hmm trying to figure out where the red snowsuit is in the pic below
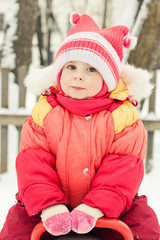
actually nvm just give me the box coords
[0,82,160,240]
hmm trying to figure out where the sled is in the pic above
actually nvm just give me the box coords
[30,217,134,240]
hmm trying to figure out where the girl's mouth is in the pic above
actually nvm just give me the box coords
[71,86,85,90]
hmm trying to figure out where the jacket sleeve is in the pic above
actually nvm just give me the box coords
[20,116,51,152]
[16,117,67,216]
[82,120,146,218]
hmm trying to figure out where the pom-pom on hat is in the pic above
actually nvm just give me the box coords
[53,12,137,92]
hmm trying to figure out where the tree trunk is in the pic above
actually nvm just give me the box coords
[13,0,38,79]
[128,0,160,70]
[128,0,160,173]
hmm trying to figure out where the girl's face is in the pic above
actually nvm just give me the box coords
[60,61,103,100]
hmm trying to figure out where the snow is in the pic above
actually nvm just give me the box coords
[131,0,151,37]
[0,124,18,231]
[1,0,19,69]
[124,0,151,60]
[0,169,17,231]
[139,131,160,222]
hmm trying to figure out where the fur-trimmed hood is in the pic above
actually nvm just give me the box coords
[24,63,153,102]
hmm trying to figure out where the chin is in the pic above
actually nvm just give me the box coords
[72,95,88,100]
[69,93,87,100]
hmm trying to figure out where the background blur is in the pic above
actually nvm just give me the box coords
[0,0,160,231]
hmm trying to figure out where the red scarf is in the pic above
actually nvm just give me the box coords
[47,85,123,115]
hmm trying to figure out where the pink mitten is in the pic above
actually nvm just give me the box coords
[41,204,71,236]
[71,204,104,234]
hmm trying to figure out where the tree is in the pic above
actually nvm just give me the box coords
[36,0,61,66]
[128,0,160,172]
[2,0,38,79]
[1,0,38,107]
[128,0,160,70]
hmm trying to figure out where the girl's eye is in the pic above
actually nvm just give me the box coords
[88,67,97,72]
[67,65,76,70]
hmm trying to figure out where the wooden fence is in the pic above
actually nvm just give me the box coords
[0,67,160,173]
[0,66,28,173]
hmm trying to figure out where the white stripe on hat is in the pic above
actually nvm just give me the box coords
[62,32,120,72]
[53,49,118,91]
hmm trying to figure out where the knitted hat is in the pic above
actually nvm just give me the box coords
[53,12,137,92]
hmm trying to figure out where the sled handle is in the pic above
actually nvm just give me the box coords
[30,217,134,240]
[95,217,134,240]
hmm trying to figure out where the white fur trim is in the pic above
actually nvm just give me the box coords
[120,63,153,102]
[41,204,69,221]
[24,65,56,95]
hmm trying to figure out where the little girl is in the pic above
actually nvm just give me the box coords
[1,12,160,240]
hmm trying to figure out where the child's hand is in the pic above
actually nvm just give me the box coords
[41,204,71,236]
[71,204,104,234]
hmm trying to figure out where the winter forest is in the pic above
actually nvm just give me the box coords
[0,0,160,232]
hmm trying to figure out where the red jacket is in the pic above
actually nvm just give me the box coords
[16,84,146,218]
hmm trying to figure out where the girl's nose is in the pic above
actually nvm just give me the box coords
[74,73,84,81]
[74,76,83,80]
